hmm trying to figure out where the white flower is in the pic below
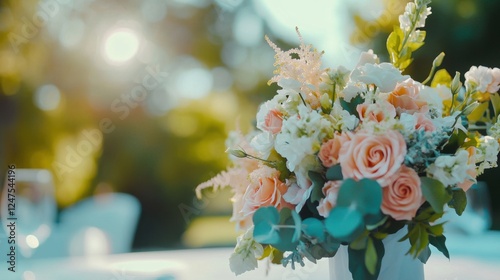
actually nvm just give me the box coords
[250,131,274,159]
[465,66,500,93]
[349,63,409,93]
[427,150,473,186]
[275,104,333,172]
[229,227,264,275]
[355,50,379,68]
[419,86,445,116]
[399,113,417,134]
[475,136,500,174]
[399,2,432,31]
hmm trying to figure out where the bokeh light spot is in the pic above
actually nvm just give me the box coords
[103,28,140,64]
[34,84,61,111]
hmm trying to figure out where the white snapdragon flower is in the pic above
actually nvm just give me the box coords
[349,63,409,93]
[465,66,500,93]
[329,102,358,131]
[229,227,264,275]
[275,104,333,172]
[399,2,432,31]
[427,150,473,186]
[475,136,500,174]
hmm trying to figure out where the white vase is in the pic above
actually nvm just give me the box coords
[329,226,424,280]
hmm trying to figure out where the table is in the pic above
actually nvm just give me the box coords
[0,232,499,280]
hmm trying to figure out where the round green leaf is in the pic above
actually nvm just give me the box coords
[336,178,382,215]
[253,207,280,244]
[302,218,325,243]
[325,206,364,242]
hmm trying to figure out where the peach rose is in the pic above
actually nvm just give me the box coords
[387,78,428,115]
[338,130,406,186]
[317,180,342,218]
[414,113,436,132]
[457,146,477,192]
[240,170,293,220]
[381,165,424,221]
[263,109,284,134]
[318,133,351,167]
[356,102,396,123]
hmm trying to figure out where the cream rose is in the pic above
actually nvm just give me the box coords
[240,168,293,220]
[381,166,424,221]
[263,109,284,134]
[316,180,342,218]
[387,78,428,115]
[338,130,406,186]
[318,132,351,167]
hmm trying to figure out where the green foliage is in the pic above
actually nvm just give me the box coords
[339,95,365,118]
[253,206,281,244]
[448,188,467,216]
[348,237,384,280]
[302,218,326,243]
[325,164,343,181]
[252,207,303,252]
[420,177,453,213]
[308,171,325,203]
[324,179,382,242]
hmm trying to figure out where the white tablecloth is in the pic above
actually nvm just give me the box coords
[0,232,499,280]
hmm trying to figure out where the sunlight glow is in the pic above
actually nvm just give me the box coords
[103,28,140,64]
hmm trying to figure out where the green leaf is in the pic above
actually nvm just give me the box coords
[365,238,377,275]
[420,177,452,213]
[273,208,300,251]
[339,95,365,118]
[308,171,325,203]
[431,69,452,88]
[337,178,382,215]
[448,188,467,216]
[302,218,325,243]
[348,238,384,280]
[417,245,432,264]
[490,92,500,118]
[350,231,369,250]
[428,223,445,236]
[325,164,343,181]
[429,235,450,259]
[364,212,387,231]
[291,210,302,242]
[253,207,280,244]
[324,206,364,242]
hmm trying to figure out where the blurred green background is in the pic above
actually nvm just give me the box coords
[0,0,498,251]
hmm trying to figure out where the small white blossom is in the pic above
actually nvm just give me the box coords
[229,228,264,275]
[399,2,432,31]
[465,66,500,93]
[275,104,333,172]
[475,136,500,174]
[427,150,473,186]
[349,63,409,93]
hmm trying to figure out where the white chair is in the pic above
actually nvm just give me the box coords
[34,192,141,258]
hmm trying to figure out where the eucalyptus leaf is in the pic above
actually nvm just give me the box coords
[337,178,382,215]
[302,218,325,243]
[308,171,325,203]
[325,206,364,242]
[253,207,281,244]
[325,164,343,181]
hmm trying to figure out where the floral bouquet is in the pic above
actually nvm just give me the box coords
[196,0,500,279]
